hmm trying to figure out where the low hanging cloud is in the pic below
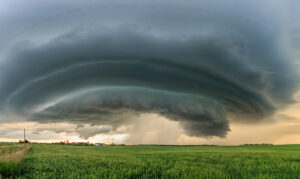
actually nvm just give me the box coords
[30,87,229,137]
[0,0,299,140]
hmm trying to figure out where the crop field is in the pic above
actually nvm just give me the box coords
[1,144,300,178]
[0,143,14,146]
[0,144,30,178]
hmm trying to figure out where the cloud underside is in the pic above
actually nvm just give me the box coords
[0,0,299,139]
[30,88,230,137]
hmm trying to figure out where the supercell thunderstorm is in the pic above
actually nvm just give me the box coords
[0,0,299,139]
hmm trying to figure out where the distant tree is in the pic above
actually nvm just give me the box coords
[19,139,30,143]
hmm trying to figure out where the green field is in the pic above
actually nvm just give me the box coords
[0,144,30,178]
[1,144,300,178]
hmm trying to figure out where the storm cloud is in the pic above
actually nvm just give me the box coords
[0,0,299,139]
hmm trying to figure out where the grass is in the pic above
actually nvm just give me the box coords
[15,144,300,178]
[0,144,31,178]
[0,142,18,146]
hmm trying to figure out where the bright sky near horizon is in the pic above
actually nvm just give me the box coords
[0,0,300,144]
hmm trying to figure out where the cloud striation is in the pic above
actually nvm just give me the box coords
[0,0,299,139]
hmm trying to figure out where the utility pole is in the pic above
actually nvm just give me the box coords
[24,128,26,142]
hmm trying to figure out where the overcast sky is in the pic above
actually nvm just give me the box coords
[0,0,300,144]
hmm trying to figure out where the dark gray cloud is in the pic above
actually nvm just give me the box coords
[31,124,113,140]
[30,88,229,137]
[0,0,299,139]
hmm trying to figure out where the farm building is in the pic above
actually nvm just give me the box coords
[95,143,106,146]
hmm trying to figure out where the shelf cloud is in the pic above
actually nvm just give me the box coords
[0,0,299,140]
